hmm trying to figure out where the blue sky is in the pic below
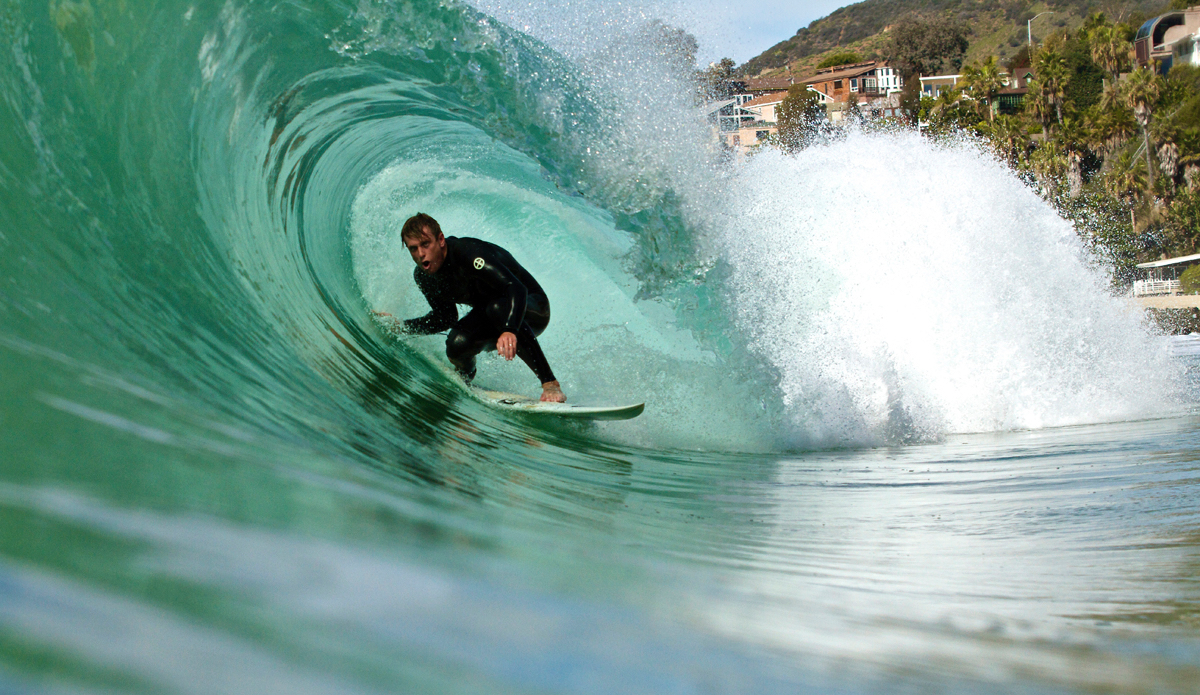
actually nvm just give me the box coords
[710,0,853,63]
[470,0,855,67]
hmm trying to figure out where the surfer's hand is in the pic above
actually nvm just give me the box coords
[540,380,565,403]
[497,331,517,360]
[373,311,400,332]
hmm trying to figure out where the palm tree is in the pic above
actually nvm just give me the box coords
[1089,24,1130,82]
[961,56,1005,122]
[1125,66,1164,198]
[1099,78,1124,110]
[1054,117,1088,197]
[1031,142,1068,195]
[1087,80,1137,169]
[1160,140,1179,191]
[984,115,1030,167]
[1034,46,1069,124]
[1106,150,1147,226]
[1025,78,1056,134]
[927,87,970,130]
[1087,106,1137,164]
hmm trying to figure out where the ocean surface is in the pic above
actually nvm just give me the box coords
[3,0,1200,692]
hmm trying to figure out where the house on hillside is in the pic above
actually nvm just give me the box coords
[919,74,961,99]
[742,91,788,123]
[996,67,1035,115]
[706,76,798,119]
[717,91,788,158]
[918,68,1034,115]
[876,65,903,94]
[1165,18,1200,69]
[1135,6,1200,72]
[714,87,840,158]
[721,122,775,156]
[803,61,901,103]
[704,98,759,135]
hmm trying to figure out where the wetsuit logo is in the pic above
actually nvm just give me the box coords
[473,257,485,270]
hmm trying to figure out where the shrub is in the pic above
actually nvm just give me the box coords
[1180,264,1200,293]
[817,51,862,69]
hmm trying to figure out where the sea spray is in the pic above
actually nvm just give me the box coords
[718,130,1182,444]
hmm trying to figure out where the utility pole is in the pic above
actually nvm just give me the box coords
[1028,11,1054,47]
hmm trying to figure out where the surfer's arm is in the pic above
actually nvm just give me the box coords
[402,309,456,334]
[399,271,458,334]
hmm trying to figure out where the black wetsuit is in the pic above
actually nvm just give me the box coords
[402,236,556,384]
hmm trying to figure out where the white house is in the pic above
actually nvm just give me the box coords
[919,74,962,99]
[876,65,903,94]
[741,90,788,123]
[1133,253,1200,296]
[1171,29,1200,66]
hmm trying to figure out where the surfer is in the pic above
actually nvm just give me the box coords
[375,213,566,403]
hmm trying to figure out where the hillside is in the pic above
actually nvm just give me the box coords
[740,0,1168,78]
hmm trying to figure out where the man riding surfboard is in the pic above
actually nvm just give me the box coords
[375,213,566,403]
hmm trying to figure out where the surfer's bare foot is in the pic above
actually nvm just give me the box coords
[540,380,565,403]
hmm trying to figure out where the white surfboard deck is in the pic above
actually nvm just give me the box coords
[471,388,644,421]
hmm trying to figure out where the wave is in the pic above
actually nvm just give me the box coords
[0,0,1183,468]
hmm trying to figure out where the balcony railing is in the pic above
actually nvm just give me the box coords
[1133,279,1182,296]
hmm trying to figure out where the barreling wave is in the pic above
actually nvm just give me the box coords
[4,1,1200,693]
[0,0,1184,467]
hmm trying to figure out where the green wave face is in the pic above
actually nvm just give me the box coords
[3,1,1200,694]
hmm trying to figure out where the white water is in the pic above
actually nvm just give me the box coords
[719,131,1183,445]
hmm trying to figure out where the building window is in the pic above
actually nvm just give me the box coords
[850,78,858,91]
[756,130,769,140]
[834,80,843,90]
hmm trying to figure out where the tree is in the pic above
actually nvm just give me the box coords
[1089,23,1130,82]
[1106,150,1148,216]
[888,16,968,78]
[629,20,697,80]
[1054,117,1089,197]
[1033,45,1070,125]
[697,57,736,101]
[1031,141,1068,195]
[1086,85,1137,162]
[1125,66,1164,198]
[982,114,1030,168]
[1006,45,1031,73]
[961,56,1004,122]
[1179,262,1200,292]
[775,85,826,152]
[1025,77,1056,134]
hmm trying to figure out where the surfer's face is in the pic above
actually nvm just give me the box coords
[406,229,447,274]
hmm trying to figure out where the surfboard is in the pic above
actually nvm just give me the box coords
[471,388,644,421]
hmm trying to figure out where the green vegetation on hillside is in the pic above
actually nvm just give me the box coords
[740,0,1166,79]
[816,51,863,69]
